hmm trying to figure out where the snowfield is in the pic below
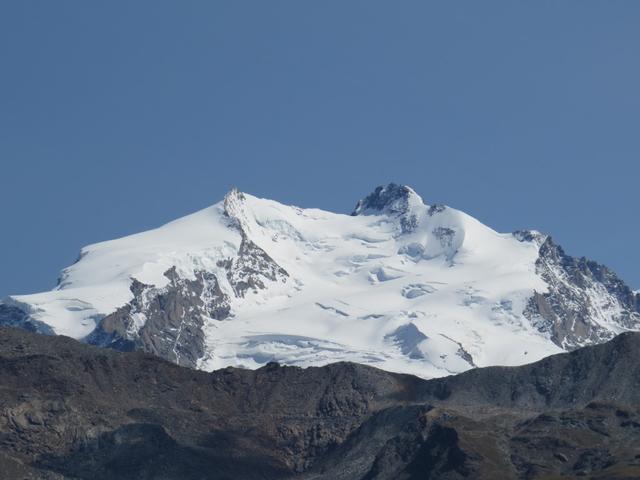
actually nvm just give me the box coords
[3,184,638,378]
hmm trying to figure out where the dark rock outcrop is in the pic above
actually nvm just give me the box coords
[1,327,639,479]
[226,234,288,298]
[352,183,424,235]
[516,231,640,349]
[351,183,419,216]
[87,267,230,368]
[0,303,54,335]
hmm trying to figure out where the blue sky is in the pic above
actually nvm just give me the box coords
[1,1,639,297]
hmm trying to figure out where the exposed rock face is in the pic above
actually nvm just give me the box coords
[351,183,420,216]
[226,235,288,298]
[86,236,289,367]
[1,327,640,479]
[439,334,476,368]
[88,267,230,368]
[516,231,640,349]
[0,303,54,335]
[351,183,424,234]
[222,187,289,297]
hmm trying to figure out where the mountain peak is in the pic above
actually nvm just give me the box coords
[351,183,424,216]
[2,184,639,380]
[223,186,246,207]
[223,187,249,228]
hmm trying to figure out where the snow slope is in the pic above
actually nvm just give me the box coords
[2,184,638,378]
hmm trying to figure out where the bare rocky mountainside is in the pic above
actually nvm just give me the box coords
[1,184,639,379]
[0,327,639,479]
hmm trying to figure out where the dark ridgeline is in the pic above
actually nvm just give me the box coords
[0,327,639,479]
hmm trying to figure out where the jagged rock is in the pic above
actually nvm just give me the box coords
[352,183,424,234]
[88,268,230,368]
[1,327,640,479]
[351,183,421,216]
[517,232,640,349]
[227,235,288,298]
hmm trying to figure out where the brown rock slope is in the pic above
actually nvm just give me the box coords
[0,327,639,479]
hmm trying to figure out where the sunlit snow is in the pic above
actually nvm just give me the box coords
[5,186,574,378]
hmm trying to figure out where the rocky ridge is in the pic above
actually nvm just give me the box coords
[0,327,639,479]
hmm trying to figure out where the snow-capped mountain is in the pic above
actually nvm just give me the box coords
[1,184,638,378]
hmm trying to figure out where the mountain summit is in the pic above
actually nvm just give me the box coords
[1,184,638,378]
[351,183,423,216]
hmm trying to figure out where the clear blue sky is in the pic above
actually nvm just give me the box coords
[1,1,639,298]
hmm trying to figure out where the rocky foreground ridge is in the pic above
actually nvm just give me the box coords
[0,327,639,479]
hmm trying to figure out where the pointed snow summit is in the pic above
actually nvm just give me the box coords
[1,184,638,378]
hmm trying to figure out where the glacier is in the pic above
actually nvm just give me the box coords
[1,183,638,378]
